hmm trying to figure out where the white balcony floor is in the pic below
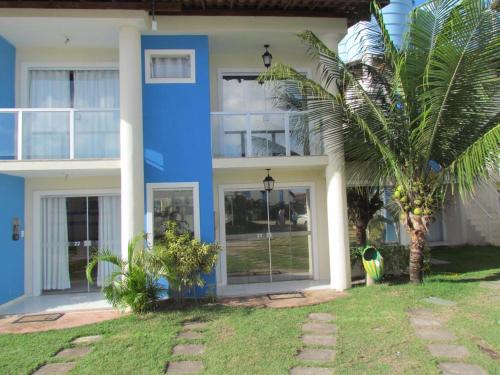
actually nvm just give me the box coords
[217,279,331,298]
[0,292,112,315]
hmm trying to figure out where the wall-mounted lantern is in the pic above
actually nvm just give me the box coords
[262,45,273,69]
[263,169,275,192]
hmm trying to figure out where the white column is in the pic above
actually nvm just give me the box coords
[321,32,351,291]
[119,25,144,259]
[326,153,351,291]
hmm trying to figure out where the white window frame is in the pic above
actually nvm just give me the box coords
[146,182,201,247]
[145,49,196,84]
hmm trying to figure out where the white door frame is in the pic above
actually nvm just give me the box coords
[31,188,120,296]
[216,182,320,288]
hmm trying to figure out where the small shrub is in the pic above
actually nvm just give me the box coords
[87,235,164,313]
[151,221,221,303]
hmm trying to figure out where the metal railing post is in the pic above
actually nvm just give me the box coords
[245,113,252,157]
[69,109,75,160]
[284,113,291,156]
[16,110,23,160]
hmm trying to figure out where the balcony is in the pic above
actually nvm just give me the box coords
[211,112,324,159]
[0,108,120,161]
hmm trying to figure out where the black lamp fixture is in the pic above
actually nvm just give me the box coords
[263,169,275,192]
[262,44,273,69]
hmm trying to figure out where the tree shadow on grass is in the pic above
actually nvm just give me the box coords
[430,245,500,274]
[428,271,500,284]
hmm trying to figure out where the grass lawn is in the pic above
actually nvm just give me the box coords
[1,245,499,375]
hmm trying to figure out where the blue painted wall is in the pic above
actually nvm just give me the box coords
[0,36,15,159]
[142,35,216,297]
[0,174,25,304]
[0,35,24,305]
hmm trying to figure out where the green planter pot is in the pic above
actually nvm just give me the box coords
[362,246,384,282]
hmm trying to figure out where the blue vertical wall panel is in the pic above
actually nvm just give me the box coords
[0,36,15,159]
[0,174,25,304]
[142,35,215,297]
[0,35,24,305]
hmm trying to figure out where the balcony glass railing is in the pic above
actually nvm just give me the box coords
[211,112,323,158]
[0,108,120,160]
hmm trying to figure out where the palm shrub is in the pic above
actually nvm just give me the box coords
[86,235,163,313]
[150,221,220,303]
[261,0,499,283]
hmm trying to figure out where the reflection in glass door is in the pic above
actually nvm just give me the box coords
[224,188,313,285]
[41,195,120,294]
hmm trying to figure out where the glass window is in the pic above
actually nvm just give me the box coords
[153,188,195,241]
[145,49,195,83]
[222,75,276,113]
[26,69,119,160]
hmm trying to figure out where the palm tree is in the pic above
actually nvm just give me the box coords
[86,235,163,313]
[260,0,499,283]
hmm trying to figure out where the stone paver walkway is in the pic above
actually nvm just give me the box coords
[33,334,103,374]
[438,363,487,375]
[408,308,486,374]
[290,312,336,374]
[166,320,208,374]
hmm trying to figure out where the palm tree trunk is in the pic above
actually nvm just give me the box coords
[355,219,368,246]
[409,229,425,283]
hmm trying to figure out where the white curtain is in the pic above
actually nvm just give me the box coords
[152,56,190,79]
[97,195,121,287]
[74,70,120,158]
[42,197,71,290]
[26,70,71,159]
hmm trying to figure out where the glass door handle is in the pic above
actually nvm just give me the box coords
[83,240,92,247]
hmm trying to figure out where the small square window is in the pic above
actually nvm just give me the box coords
[145,49,196,84]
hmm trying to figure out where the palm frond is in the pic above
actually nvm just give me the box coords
[86,249,123,284]
[447,124,500,194]
[415,0,499,167]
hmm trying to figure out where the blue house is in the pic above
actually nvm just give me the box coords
[0,0,497,312]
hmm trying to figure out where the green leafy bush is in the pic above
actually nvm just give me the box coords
[151,221,220,303]
[86,236,164,313]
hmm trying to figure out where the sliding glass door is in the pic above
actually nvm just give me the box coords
[41,195,120,294]
[224,187,313,285]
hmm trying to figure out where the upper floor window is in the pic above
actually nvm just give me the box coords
[24,68,120,159]
[220,72,307,113]
[145,49,196,84]
[221,74,276,113]
[28,69,119,109]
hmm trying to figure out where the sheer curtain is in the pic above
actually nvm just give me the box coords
[97,196,121,287]
[74,70,119,158]
[152,56,190,78]
[42,197,71,290]
[26,70,71,159]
